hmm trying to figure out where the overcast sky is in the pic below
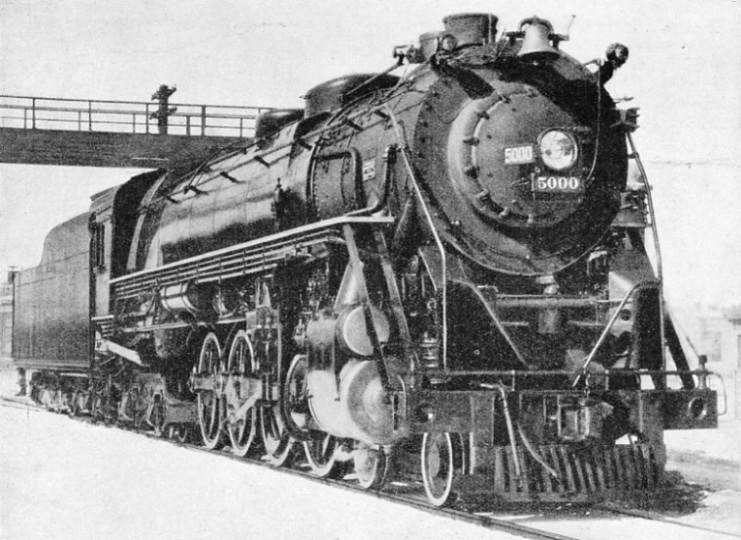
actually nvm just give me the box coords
[1,0,740,308]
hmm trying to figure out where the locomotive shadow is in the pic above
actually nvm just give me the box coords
[454,470,706,517]
[642,470,711,515]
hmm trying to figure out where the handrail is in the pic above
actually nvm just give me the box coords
[382,103,449,370]
[572,281,644,388]
[0,94,273,138]
[0,93,273,109]
[627,132,666,370]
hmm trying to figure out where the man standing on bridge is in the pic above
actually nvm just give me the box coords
[150,84,177,134]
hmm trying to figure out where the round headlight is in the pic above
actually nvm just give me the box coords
[539,130,578,171]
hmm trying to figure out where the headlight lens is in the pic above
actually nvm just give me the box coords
[539,130,578,171]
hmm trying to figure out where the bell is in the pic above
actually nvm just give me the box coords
[517,17,559,58]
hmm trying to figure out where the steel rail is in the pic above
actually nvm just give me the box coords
[596,502,740,538]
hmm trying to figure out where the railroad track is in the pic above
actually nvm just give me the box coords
[1,395,736,540]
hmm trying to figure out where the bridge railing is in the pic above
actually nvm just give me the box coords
[0,95,273,138]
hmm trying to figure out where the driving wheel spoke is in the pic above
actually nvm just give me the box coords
[197,333,226,450]
[225,331,259,457]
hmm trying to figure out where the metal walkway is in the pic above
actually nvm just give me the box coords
[0,95,272,168]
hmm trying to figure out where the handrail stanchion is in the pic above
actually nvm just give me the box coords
[0,94,270,138]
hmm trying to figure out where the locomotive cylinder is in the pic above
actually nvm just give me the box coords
[306,360,393,445]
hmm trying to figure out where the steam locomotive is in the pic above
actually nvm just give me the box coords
[12,13,718,507]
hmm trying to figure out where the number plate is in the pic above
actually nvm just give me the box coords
[504,145,535,165]
[532,176,584,193]
[362,159,376,181]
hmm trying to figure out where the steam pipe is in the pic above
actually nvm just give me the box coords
[494,384,522,483]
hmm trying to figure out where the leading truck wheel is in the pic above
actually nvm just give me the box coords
[355,445,390,490]
[304,433,345,479]
[421,432,456,507]
[197,333,226,450]
[168,424,192,444]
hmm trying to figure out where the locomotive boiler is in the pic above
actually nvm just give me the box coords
[12,13,719,507]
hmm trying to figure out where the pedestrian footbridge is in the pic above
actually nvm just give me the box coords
[0,95,270,169]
